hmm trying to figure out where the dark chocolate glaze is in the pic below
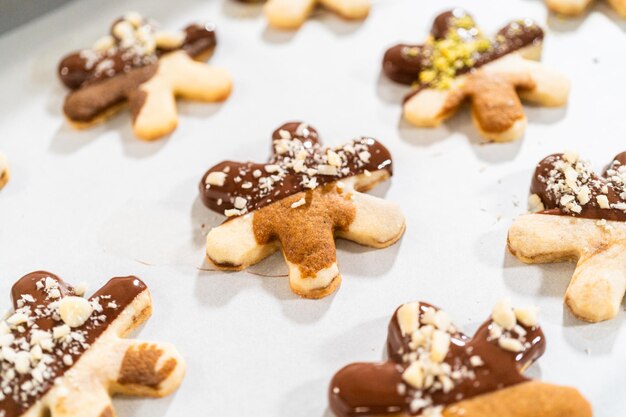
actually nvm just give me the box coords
[199,122,393,216]
[0,271,147,417]
[329,302,545,416]
[532,152,626,221]
[382,9,544,101]
[58,22,216,90]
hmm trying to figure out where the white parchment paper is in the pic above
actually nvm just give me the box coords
[0,0,625,416]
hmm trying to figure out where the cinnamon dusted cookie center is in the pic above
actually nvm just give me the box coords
[253,184,356,278]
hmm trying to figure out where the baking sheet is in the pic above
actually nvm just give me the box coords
[0,0,625,416]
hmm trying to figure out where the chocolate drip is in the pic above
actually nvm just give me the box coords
[532,152,626,221]
[58,22,216,90]
[0,271,147,417]
[382,8,544,100]
[199,122,393,217]
[329,302,545,416]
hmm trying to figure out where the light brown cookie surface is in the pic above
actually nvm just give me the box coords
[199,122,405,298]
[59,12,232,141]
[546,0,626,17]
[238,0,370,29]
[0,271,185,417]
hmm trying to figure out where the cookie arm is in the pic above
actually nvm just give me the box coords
[319,0,370,19]
[403,86,464,128]
[111,340,186,398]
[484,53,570,107]
[47,381,114,417]
[443,381,592,417]
[508,213,626,322]
[545,0,594,16]
[566,241,626,322]
[159,51,232,102]
[336,191,405,248]
[264,0,317,29]
[131,75,178,141]
[206,214,279,270]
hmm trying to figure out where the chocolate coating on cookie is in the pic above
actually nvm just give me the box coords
[531,152,626,221]
[58,13,217,124]
[199,122,393,217]
[382,8,544,100]
[329,302,545,416]
[0,272,147,417]
[58,19,216,90]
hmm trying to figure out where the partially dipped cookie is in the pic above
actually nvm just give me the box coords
[0,152,8,189]
[199,122,405,298]
[508,152,626,322]
[58,12,232,140]
[0,271,185,417]
[383,9,570,142]
[329,299,592,417]
[237,0,370,30]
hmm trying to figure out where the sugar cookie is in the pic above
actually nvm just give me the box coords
[508,152,626,322]
[199,122,405,298]
[59,12,232,140]
[237,0,370,29]
[0,271,185,417]
[383,9,570,142]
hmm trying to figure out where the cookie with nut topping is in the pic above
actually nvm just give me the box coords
[382,9,570,142]
[508,152,626,322]
[237,0,370,30]
[0,271,185,417]
[329,299,592,417]
[58,12,232,141]
[199,122,405,298]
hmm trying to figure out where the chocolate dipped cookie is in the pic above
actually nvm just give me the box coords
[383,9,570,142]
[199,122,405,298]
[508,152,626,322]
[329,299,592,417]
[0,271,186,417]
[58,12,232,140]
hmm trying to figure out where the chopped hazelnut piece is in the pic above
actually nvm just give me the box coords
[397,302,419,336]
[59,296,93,328]
[491,299,516,330]
[514,307,538,327]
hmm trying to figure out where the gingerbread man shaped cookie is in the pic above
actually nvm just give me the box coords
[238,0,370,29]
[508,152,626,322]
[199,122,405,298]
[330,299,592,417]
[0,271,186,417]
[383,9,570,142]
[545,0,626,17]
[0,152,8,189]
[58,12,232,141]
